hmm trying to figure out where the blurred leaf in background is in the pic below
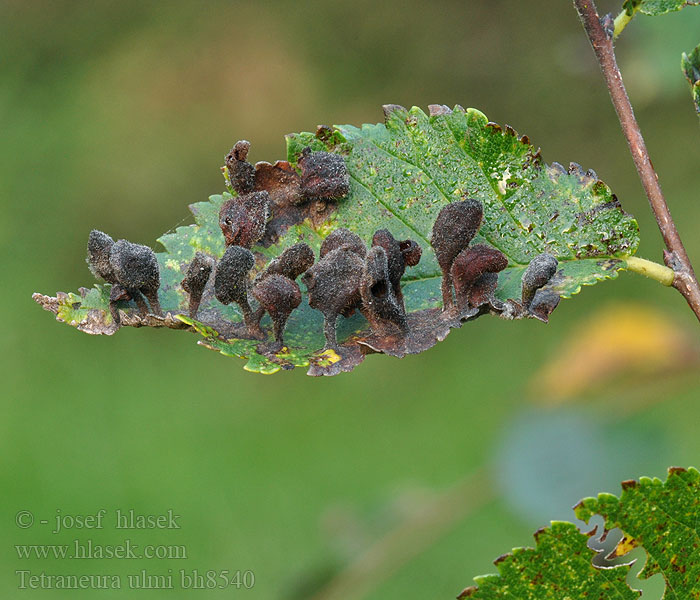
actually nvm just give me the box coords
[530,302,700,405]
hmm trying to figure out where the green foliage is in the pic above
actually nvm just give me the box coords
[575,467,700,599]
[461,467,700,599]
[622,0,700,16]
[35,105,641,375]
[460,521,637,599]
[682,44,700,119]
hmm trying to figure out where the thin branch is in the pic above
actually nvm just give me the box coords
[573,0,700,324]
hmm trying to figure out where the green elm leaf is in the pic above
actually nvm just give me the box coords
[622,0,700,16]
[34,105,641,376]
[461,467,700,599]
[682,44,700,120]
[575,466,700,598]
[459,521,637,600]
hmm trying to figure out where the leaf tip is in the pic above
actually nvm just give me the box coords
[428,104,452,116]
[382,104,407,120]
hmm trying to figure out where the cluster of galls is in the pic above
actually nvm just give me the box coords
[86,140,351,344]
[87,184,559,349]
[211,242,313,350]
[518,253,560,321]
[224,139,349,205]
[302,227,422,349]
[192,166,316,348]
[195,199,423,349]
[430,199,559,320]
[184,139,411,350]
[199,139,352,347]
[86,231,161,325]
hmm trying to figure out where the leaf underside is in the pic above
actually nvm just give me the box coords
[461,467,700,599]
[34,105,640,375]
[683,44,700,120]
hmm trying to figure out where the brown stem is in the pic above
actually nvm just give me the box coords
[573,0,700,323]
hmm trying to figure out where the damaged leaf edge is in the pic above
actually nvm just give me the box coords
[459,466,700,599]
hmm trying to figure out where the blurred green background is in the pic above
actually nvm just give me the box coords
[2,1,699,598]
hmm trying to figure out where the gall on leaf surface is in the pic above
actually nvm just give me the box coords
[34,105,640,375]
[460,467,700,599]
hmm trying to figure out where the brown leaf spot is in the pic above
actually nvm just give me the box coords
[356,308,459,358]
[253,160,337,246]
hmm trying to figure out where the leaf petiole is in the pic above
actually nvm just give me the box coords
[613,0,642,38]
[625,255,675,286]
[613,8,637,38]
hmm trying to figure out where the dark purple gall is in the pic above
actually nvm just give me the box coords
[360,246,407,333]
[87,229,116,283]
[181,252,215,319]
[319,227,366,259]
[301,247,364,349]
[371,229,422,308]
[214,245,258,334]
[108,283,130,325]
[371,229,404,298]
[225,140,255,195]
[400,239,422,267]
[430,199,483,309]
[521,253,558,310]
[109,239,161,316]
[451,244,508,311]
[528,289,560,323]
[251,274,302,349]
[219,191,270,249]
[250,243,313,331]
[299,147,349,202]
[258,242,314,282]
